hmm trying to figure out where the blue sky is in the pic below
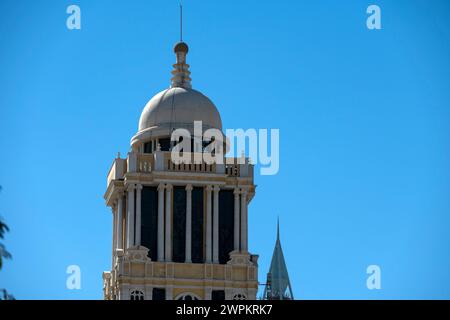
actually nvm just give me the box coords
[1,0,450,299]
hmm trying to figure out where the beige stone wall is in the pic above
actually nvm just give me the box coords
[104,152,258,300]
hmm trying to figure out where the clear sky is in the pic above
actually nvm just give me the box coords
[1,0,450,300]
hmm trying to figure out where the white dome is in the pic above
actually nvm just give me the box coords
[138,87,222,132]
[130,42,223,147]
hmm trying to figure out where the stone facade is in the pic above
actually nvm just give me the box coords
[102,41,258,300]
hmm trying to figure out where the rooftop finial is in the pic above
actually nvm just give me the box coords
[171,2,191,89]
[277,216,280,242]
[180,1,183,42]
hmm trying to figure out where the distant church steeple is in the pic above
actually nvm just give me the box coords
[263,219,294,300]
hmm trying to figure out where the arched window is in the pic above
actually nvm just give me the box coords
[130,290,144,301]
[175,293,200,301]
[233,293,247,300]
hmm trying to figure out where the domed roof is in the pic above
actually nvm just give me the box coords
[130,41,223,147]
[138,87,222,132]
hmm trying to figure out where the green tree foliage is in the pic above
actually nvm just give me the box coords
[0,185,14,300]
[0,185,12,269]
[0,218,11,270]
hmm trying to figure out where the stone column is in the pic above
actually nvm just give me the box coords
[157,183,165,261]
[165,184,173,262]
[213,186,220,263]
[145,286,153,301]
[119,284,130,300]
[112,202,117,266]
[185,184,193,263]
[126,184,135,248]
[248,288,258,300]
[205,185,212,263]
[166,286,173,300]
[135,184,143,246]
[233,188,240,251]
[204,287,212,300]
[240,188,248,252]
[117,194,124,250]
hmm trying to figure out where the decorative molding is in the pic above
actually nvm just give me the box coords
[174,292,201,301]
[227,250,253,266]
[123,246,152,263]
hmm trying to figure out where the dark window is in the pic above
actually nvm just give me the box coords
[159,138,171,151]
[141,186,158,261]
[172,186,186,263]
[212,290,225,301]
[130,290,144,301]
[191,187,204,263]
[144,142,152,154]
[219,190,234,264]
[177,294,199,300]
[153,288,166,301]
[233,293,247,300]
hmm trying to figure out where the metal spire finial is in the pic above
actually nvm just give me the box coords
[180,2,183,41]
[277,216,280,242]
[171,2,191,88]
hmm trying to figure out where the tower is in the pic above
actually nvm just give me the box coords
[102,40,258,300]
[263,220,294,300]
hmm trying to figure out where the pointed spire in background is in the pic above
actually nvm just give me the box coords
[263,218,294,300]
[277,216,280,242]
